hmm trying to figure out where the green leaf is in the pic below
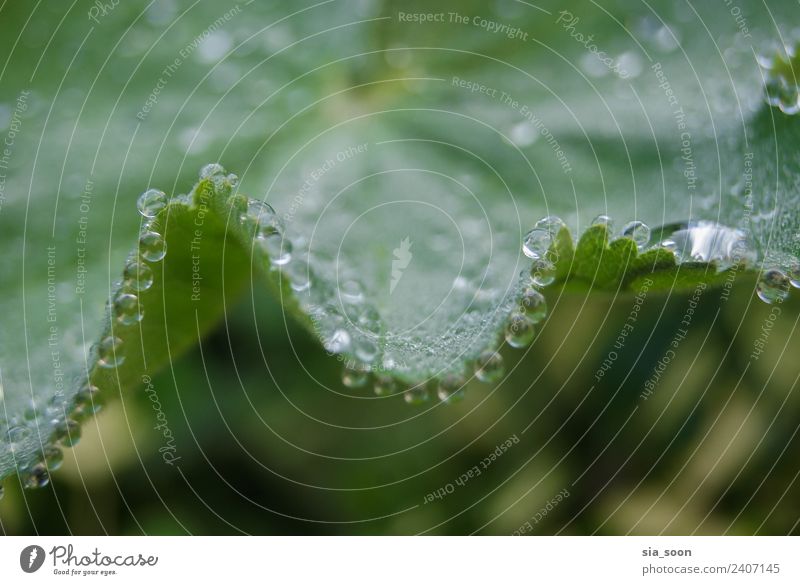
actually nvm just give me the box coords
[2,0,800,486]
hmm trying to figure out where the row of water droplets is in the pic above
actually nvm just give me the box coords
[1,166,188,493]
[524,214,797,305]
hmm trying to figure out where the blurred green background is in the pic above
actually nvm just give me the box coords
[1,0,799,535]
[3,282,799,535]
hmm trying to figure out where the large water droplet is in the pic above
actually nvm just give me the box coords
[137,189,168,218]
[437,374,465,403]
[505,312,536,348]
[139,231,167,262]
[474,350,504,383]
[122,259,154,291]
[199,163,226,179]
[520,287,547,323]
[97,336,125,368]
[113,291,143,326]
[756,269,790,304]
[522,216,565,260]
[621,220,650,249]
[653,220,756,267]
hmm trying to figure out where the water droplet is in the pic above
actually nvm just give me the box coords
[523,216,565,259]
[437,374,465,403]
[505,312,536,348]
[282,256,312,292]
[72,383,101,420]
[139,231,167,262]
[788,259,800,288]
[21,463,49,490]
[97,336,125,368]
[353,336,379,364]
[357,305,381,333]
[530,259,556,287]
[136,189,167,218]
[653,220,756,267]
[199,163,226,179]
[373,374,397,396]
[621,220,650,249]
[341,280,364,304]
[113,291,143,326]
[520,287,547,323]
[474,350,505,383]
[259,232,292,266]
[756,269,790,304]
[325,329,351,354]
[508,121,537,147]
[122,259,154,291]
[242,200,281,237]
[592,214,614,230]
[43,445,64,471]
[54,419,81,447]
[403,384,429,405]
[342,363,369,388]
[523,228,551,260]
[225,173,239,188]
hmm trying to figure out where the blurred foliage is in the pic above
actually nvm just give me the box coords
[1,0,799,534]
